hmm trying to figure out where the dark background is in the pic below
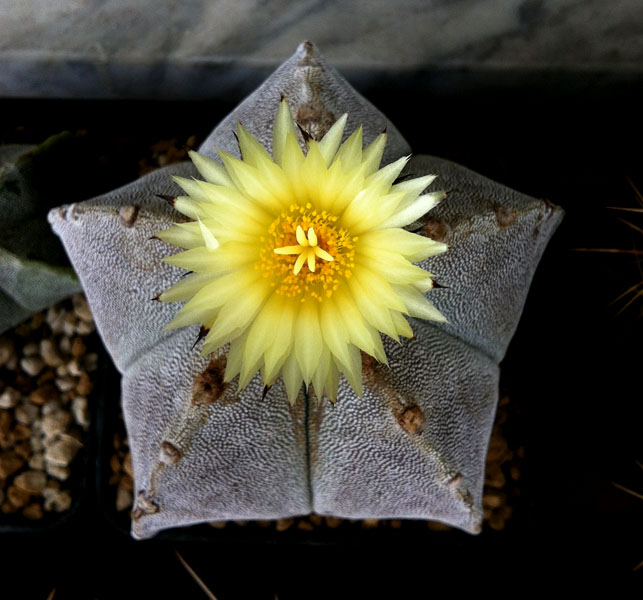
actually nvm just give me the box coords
[0,69,641,596]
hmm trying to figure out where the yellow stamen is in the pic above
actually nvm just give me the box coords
[274,223,335,275]
[259,204,352,301]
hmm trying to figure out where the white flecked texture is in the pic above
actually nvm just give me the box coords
[2,1,642,99]
[48,43,563,538]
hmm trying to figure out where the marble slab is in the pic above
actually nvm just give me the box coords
[1,0,641,98]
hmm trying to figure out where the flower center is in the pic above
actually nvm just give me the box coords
[257,203,356,302]
[274,224,335,275]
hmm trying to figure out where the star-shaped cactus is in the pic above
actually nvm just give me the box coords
[48,42,562,539]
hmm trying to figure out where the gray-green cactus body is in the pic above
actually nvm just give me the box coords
[48,42,562,539]
[0,135,83,333]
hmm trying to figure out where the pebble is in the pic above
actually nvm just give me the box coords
[76,372,92,396]
[325,516,342,528]
[109,454,120,474]
[309,514,323,526]
[62,313,78,337]
[119,474,133,491]
[12,424,32,442]
[28,454,45,470]
[55,376,76,393]
[76,320,94,335]
[483,491,505,509]
[0,451,24,478]
[14,402,38,425]
[1,501,19,514]
[41,411,72,439]
[45,464,70,481]
[29,385,57,406]
[58,336,71,356]
[40,339,63,367]
[13,440,30,460]
[23,503,44,520]
[0,387,20,409]
[71,396,90,430]
[20,356,44,377]
[30,312,46,330]
[0,338,14,367]
[22,343,39,357]
[29,427,44,447]
[7,485,30,508]
[41,400,61,416]
[116,483,133,512]
[45,436,82,467]
[72,294,93,323]
[14,470,47,494]
[275,518,294,532]
[5,354,17,371]
[0,412,11,448]
[71,337,86,359]
[122,453,133,478]
[42,480,61,497]
[43,489,72,512]
[361,519,379,529]
[67,359,82,378]
[46,306,65,333]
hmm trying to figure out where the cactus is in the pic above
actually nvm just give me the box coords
[48,42,563,539]
[0,134,83,333]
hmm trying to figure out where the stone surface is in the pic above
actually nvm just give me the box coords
[1,1,641,99]
[48,43,562,539]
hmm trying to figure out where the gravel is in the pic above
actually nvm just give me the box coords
[0,294,98,521]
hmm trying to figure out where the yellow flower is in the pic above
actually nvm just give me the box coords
[157,100,447,403]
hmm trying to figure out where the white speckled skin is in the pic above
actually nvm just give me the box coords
[48,42,562,538]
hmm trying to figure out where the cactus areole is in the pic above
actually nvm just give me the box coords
[48,42,563,539]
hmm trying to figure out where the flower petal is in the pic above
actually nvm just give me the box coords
[345,275,401,341]
[201,277,272,354]
[241,293,283,381]
[159,272,216,303]
[164,242,257,275]
[333,126,362,172]
[361,133,387,176]
[294,300,323,386]
[318,113,347,166]
[282,350,303,405]
[188,150,234,187]
[359,228,447,262]
[272,99,299,166]
[263,300,297,384]
[156,221,203,249]
[164,269,260,330]
[236,122,273,167]
[392,284,447,323]
[312,345,331,402]
[377,191,446,230]
[197,218,219,251]
[320,299,352,371]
